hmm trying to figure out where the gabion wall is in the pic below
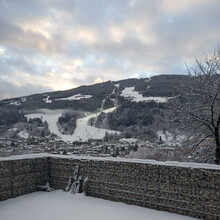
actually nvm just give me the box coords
[0,158,49,200]
[0,156,220,220]
[49,157,220,220]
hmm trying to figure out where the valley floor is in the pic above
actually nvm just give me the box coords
[0,190,198,220]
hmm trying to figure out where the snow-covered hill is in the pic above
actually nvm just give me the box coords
[0,75,190,143]
[26,107,120,142]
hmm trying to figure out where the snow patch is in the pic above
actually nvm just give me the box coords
[7,97,27,106]
[55,94,93,101]
[145,78,152,83]
[8,100,21,106]
[8,128,18,132]
[17,130,29,139]
[120,87,168,103]
[43,96,52,103]
[158,130,173,142]
[21,98,27,102]
[176,134,187,142]
[119,138,138,144]
[157,131,187,146]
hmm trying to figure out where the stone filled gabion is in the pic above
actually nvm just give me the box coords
[0,156,219,220]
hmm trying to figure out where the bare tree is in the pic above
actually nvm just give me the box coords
[171,48,220,164]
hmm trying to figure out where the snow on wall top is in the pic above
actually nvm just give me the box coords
[0,153,220,170]
[120,87,168,103]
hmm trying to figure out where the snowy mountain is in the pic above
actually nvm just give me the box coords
[0,75,190,143]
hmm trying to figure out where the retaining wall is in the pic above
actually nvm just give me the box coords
[0,155,220,220]
[0,157,49,200]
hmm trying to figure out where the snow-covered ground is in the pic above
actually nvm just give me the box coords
[8,127,18,132]
[55,93,93,101]
[26,107,120,142]
[0,190,197,220]
[120,87,168,103]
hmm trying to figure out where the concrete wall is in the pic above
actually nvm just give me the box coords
[0,155,220,220]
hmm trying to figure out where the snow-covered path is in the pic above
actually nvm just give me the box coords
[26,107,119,142]
[0,190,198,220]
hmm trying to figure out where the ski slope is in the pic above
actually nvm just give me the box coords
[26,107,119,142]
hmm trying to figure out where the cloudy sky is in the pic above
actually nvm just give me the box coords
[0,0,220,100]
